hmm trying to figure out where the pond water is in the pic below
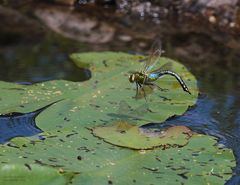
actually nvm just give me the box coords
[0,14,240,185]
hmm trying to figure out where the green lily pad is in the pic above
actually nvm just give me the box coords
[0,129,234,185]
[0,52,235,184]
[0,164,74,185]
[71,134,235,185]
[92,122,192,149]
[0,52,198,127]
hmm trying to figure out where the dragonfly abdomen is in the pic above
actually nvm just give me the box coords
[151,70,191,94]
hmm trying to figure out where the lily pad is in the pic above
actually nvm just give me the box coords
[0,164,74,185]
[0,52,198,125]
[0,129,235,185]
[0,52,235,184]
[72,133,235,185]
[92,122,192,149]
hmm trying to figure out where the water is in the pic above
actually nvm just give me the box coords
[0,100,61,144]
[0,21,240,185]
[0,33,91,84]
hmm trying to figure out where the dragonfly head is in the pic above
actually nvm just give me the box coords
[129,74,136,83]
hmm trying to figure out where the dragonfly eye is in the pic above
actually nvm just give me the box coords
[129,74,135,83]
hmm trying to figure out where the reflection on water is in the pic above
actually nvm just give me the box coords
[0,33,91,84]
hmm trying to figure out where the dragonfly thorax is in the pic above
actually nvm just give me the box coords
[129,72,147,84]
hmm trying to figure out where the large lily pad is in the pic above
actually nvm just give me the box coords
[0,129,235,185]
[0,52,235,184]
[0,52,198,125]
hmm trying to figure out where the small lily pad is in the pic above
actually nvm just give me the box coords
[92,122,192,149]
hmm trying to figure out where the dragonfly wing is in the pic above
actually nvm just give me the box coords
[135,84,153,99]
[147,62,172,80]
[142,40,162,73]
[150,62,172,73]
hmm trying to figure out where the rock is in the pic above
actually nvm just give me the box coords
[34,6,115,43]
[118,34,132,42]
[2,0,240,64]
[198,0,238,7]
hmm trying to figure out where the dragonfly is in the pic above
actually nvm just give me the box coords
[128,40,191,99]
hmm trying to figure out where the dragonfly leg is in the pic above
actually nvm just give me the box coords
[153,83,168,92]
[148,84,154,90]
[138,83,147,101]
[143,76,147,84]
[145,82,168,92]
[135,82,139,98]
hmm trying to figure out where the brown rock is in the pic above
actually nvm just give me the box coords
[35,6,115,43]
